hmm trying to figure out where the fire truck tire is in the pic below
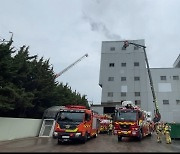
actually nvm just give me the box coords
[148,131,152,136]
[57,139,62,145]
[118,136,122,142]
[81,133,88,144]
[93,132,98,138]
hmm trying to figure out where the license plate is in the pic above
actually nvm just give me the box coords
[62,136,69,139]
[121,131,127,134]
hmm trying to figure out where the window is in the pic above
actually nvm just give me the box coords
[85,113,91,121]
[110,47,115,51]
[135,100,141,105]
[108,92,113,97]
[108,77,114,81]
[134,76,140,81]
[121,77,126,81]
[121,92,126,97]
[176,100,180,105]
[134,62,139,66]
[135,92,140,96]
[109,63,115,67]
[173,76,179,80]
[121,63,126,67]
[163,100,169,105]
[134,46,139,50]
[160,76,166,80]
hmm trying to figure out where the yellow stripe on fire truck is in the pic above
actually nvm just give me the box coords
[65,128,78,132]
[118,130,131,134]
[114,122,135,125]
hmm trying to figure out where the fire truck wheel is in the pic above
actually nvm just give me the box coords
[118,136,122,142]
[57,139,62,145]
[81,133,88,144]
[93,132,98,138]
[148,131,152,136]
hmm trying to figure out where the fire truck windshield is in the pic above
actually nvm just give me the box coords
[58,111,84,122]
[116,110,137,121]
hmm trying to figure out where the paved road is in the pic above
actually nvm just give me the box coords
[0,133,180,152]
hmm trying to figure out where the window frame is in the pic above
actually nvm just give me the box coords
[160,76,166,80]
[163,100,169,105]
[135,100,141,105]
[176,100,180,105]
[134,76,140,81]
[121,92,126,97]
[108,77,114,81]
[173,76,179,80]
[121,77,126,81]
[134,62,139,66]
[135,92,140,97]
[121,63,126,67]
[109,63,115,67]
[108,92,113,97]
[110,47,115,51]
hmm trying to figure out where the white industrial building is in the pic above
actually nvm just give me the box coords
[91,39,180,123]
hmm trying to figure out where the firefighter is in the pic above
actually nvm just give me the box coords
[108,121,113,135]
[150,121,155,132]
[164,123,172,144]
[156,122,164,143]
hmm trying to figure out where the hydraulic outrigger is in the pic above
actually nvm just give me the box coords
[123,41,161,123]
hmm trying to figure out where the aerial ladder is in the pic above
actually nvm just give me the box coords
[123,41,161,123]
[55,53,88,78]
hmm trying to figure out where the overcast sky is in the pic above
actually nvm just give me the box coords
[0,0,180,105]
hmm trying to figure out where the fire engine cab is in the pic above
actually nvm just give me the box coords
[54,105,100,144]
[114,101,153,141]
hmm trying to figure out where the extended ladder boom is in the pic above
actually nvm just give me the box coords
[142,47,161,122]
[123,41,161,122]
[55,53,88,78]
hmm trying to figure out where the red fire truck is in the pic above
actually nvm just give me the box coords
[54,105,100,144]
[114,101,153,141]
[99,114,112,133]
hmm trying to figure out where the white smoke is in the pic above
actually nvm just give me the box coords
[82,13,121,40]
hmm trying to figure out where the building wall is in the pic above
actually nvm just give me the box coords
[99,40,180,123]
[0,117,42,141]
[99,40,152,111]
[91,106,104,115]
[151,68,180,122]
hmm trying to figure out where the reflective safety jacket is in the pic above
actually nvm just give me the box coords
[156,124,164,133]
[109,123,113,130]
[164,124,171,133]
